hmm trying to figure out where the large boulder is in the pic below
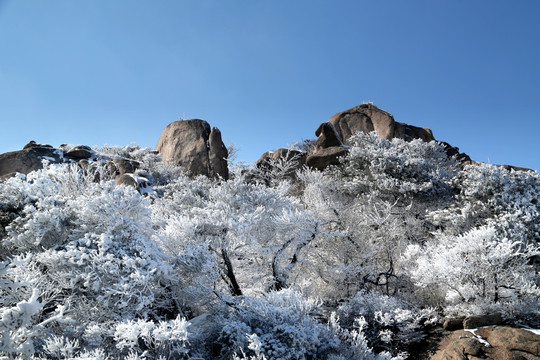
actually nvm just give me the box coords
[110,158,140,176]
[432,326,540,360]
[0,141,63,178]
[328,103,435,144]
[64,145,95,160]
[155,119,229,179]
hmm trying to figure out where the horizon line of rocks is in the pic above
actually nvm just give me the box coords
[0,103,531,186]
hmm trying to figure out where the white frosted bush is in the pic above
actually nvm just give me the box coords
[405,223,540,317]
[338,131,459,199]
[337,291,438,355]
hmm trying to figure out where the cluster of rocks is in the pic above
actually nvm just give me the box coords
[0,141,148,192]
[1,103,530,188]
[428,314,540,360]
[256,103,461,174]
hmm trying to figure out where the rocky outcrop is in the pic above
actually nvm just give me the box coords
[439,141,472,163]
[306,121,349,170]
[0,141,152,194]
[432,326,540,360]
[328,103,435,144]
[313,122,344,150]
[155,119,228,179]
[306,146,349,171]
[0,141,63,179]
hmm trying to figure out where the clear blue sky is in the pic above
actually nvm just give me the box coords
[1,0,539,170]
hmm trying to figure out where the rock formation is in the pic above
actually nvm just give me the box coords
[155,119,229,179]
[306,146,349,171]
[64,145,95,160]
[306,121,349,170]
[328,103,435,144]
[432,326,540,360]
[0,141,63,180]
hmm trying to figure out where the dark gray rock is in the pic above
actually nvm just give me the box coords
[463,314,503,329]
[306,146,349,171]
[65,145,94,160]
[443,317,465,331]
[314,122,344,150]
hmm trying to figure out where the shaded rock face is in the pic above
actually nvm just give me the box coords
[328,103,435,144]
[440,141,472,163]
[0,141,62,178]
[64,145,95,160]
[314,122,344,150]
[155,119,229,179]
[306,121,349,171]
[306,146,349,171]
[432,326,540,360]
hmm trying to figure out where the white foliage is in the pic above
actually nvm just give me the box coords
[338,131,459,199]
[406,223,540,316]
[113,316,189,358]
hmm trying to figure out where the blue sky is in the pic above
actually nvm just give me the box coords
[1,1,539,170]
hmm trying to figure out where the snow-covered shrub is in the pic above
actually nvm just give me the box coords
[337,291,438,356]
[405,223,540,319]
[295,167,429,301]
[215,290,339,360]
[113,316,190,358]
[337,131,459,201]
[0,163,183,357]
[0,256,65,359]
[429,163,540,241]
[43,335,80,359]
[152,171,320,303]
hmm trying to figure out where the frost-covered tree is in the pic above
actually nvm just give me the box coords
[291,133,459,301]
[152,169,320,304]
[405,222,540,318]
[336,132,459,202]
[0,163,186,358]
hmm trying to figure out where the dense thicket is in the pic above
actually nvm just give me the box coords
[0,133,538,359]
